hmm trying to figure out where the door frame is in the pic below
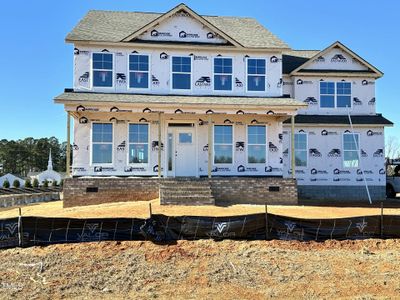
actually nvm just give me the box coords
[163,120,199,178]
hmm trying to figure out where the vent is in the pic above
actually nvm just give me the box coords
[86,187,98,193]
[268,186,280,192]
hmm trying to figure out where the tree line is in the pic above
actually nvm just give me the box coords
[0,137,68,177]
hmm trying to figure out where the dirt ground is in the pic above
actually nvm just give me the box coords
[1,199,400,219]
[1,239,400,299]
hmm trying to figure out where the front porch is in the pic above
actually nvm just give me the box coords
[62,177,298,207]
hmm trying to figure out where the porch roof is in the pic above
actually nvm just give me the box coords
[283,114,393,126]
[54,91,306,108]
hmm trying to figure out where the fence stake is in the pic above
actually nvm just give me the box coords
[149,203,153,218]
[265,204,269,240]
[18,207,22,247]
[380,201,384,238]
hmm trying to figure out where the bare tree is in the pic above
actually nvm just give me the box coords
[386,136,400,159]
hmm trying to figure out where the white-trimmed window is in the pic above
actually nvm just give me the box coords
[214,57,233,91]
[92,123,113,164]
[214,125,233,164]
[320,82,351,108]
[172,56,191,90]
[129,54,149,89]
[294,133,307,167]
[128,124,149,164]
[343,133,359,168]
[247,125,266,163]
[92,53,113,87]
[247,58,266,91]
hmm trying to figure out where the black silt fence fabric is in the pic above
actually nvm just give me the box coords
[1,214,400,249]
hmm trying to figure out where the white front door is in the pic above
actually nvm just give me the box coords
[167,126,197,177]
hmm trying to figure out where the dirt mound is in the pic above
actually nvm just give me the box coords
[1,239,400,299]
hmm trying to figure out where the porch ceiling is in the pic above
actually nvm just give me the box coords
[54,91,306,109]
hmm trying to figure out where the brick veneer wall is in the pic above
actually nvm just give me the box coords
[63,178,160,208]
[210,177,298,205]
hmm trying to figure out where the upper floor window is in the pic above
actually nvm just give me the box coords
[214,57,233,91]
[129,124,149,164]
[92,53,113,87]
[214,125,233,164]
[92,123,113,164]
[247,58,266,91]
[247,125,266,164]
[343,133,359,168]
[129,55,149,89]
[172,56,191,90]
[320,82,351,108]
[294,133,307,167]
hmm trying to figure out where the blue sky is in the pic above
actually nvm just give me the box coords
[0,0,398,143]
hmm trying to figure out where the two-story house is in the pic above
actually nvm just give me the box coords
[55,3,392,207]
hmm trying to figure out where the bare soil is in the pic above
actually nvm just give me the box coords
[1,199,400,219]
[1,239,400,299]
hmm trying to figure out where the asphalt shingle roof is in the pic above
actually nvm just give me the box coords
[54,91,305,108]
[66,10,289,49]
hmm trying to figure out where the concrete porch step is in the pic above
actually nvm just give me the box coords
[160,179,215,205]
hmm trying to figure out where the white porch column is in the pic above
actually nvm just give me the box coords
[291,115,295,179]
[66,111,71,178]
[158,112,162,178]
[208,115,213,178]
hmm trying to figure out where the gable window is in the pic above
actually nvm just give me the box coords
[247,58,266,91]
[92,53,113,87]
[214,57,233,91]
[247,125,266,163]
[172,56,191,90]
[320,82,352,108]
[214,125,233,164]
[336,82,351,107]
[92,123,113,164]
[294,133,307,167]
[129,55,149,89]
[129,124,149,164]
[343,133,359,168]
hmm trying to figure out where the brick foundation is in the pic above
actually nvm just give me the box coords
[63,177,298,207]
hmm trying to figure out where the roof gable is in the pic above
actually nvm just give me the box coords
[65,5,289,49]
[123,3,238,46]
[290,41,383,77]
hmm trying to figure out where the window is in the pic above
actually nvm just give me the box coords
[179,133,192,144]
[172,56,191,90]
[247,125,266,163]
[92,53,113,87]
[92,123,113,164]
[294,133,307,167]
[320,82,335,108]
[343,133,359,168]
[336,82,351,107]
[320,82,352,108]
[214,125,233,164]
[129,55,149,89]
[214,57,232,91]
[247,58,266,91]
[129,124,149,164]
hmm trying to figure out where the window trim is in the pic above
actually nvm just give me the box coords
[245,57,267,93]
[127,53,151,91]
[170,55,193,92]
[127,122,150,166]
[294,132,308,168]
[91,52,115,89]
[246,124,268,164]
[90,122,114,166]
[319,81,352,109]
[212,56,234,92]
[213,124,234,165]
[342,132,360,169]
